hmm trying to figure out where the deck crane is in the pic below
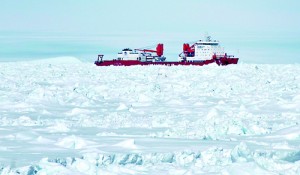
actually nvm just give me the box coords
[178,41,197,60]
[135,44,164,57]
[134,43,166,62]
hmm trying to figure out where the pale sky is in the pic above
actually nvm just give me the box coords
[0,0,299,63]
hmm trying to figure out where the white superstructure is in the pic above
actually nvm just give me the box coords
[179,36,225,62]
[117,48,140,61]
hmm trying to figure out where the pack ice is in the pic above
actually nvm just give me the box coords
[0,57,300,174]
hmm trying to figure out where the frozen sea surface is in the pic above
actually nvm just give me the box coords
[0,58,300,174]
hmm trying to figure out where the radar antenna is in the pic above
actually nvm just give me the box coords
[206,36,211,42]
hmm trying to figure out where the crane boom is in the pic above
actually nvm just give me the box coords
[135,49,157,53]
[135,43,164,57]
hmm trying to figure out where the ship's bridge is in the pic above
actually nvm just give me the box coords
[196,41,219,46]
[194,40,224,61]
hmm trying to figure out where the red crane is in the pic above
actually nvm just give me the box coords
[179,42,196,57]
[135,44,164,57]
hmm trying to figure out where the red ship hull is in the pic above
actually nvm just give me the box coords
[95,58,239,66]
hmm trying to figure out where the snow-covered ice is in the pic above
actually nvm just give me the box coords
[0,58,300,174]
